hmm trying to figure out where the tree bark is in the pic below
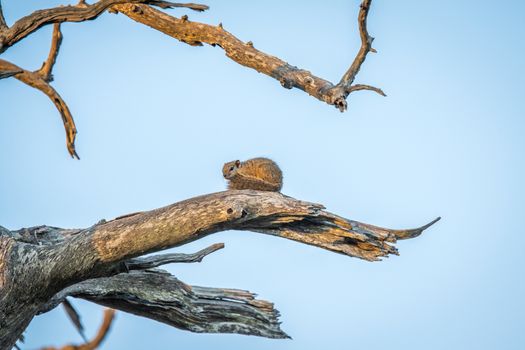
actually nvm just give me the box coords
[0,0,383,157]
[0,190,438,349]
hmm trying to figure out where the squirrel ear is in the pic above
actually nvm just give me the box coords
[235,160,241,167]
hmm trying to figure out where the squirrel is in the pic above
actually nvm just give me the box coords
[222,157,283,192]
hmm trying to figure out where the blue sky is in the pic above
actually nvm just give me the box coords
[1,1,524,349]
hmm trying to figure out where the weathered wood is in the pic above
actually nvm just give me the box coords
[0,58,78,158]
[0,190,438,349]
[0,1,206,53]
[40,308,116,350]
[43,270,288,339]
[0,1,384,158]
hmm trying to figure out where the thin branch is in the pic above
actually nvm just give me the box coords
[62,299,88,342]
[0,59,79,158]
[125,242,225,270]
[36,23,62,83]
[44,270,288,339]
[40,308,116,350]
[80,309,115,350]
[326,0,382,111]
[0,0,208,53]
[149,1,208,11]
[339,0,375,89]
[0,0,7,30]
[346,83,386,96]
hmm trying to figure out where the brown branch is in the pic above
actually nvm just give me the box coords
[325,0,382,111]
[0,59,79,158]
[3,1,381,114]
[36,23,62,83]
[0,0,208,53]
[62,299,88,342]
[339,0,375,89]
[111,1,382,112]
[40,308,116,350]
[346,83,386,96]
[125,242,225,270]
[0,0,7,30]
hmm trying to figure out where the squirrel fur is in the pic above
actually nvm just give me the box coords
[222,157,283,192]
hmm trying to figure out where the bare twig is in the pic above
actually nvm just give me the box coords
[339,0,375,89]
[149,1,208,11]
[80,309,115,350]
[36,23,62,82]
[326,0,383,111]
[40,308,116,350]
[62,299,88,342]
[125,242,225,270]
[0,0,7,30]
[0,59,78,158]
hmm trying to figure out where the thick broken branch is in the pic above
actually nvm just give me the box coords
[36,23,62,83]
[44,270,288,339]
[0,59,78,158]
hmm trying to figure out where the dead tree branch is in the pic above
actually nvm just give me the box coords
[62,299,88,342]
[0,1,7,30]
[40,308,116,350]
[0,0,382,157]
[125,242,224,270]
[333,0,385,107]
[113,1,382,112]
[0,190,438,349]
[0,0,208,53]
[43,270,287,339]
[36,23,63,83]
[0,59,79,158]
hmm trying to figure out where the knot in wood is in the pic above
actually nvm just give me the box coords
[280,77,293,89]
[224,204,248,221]
[131,5,144,14]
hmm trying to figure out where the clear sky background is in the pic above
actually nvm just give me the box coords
[1,1,524,349]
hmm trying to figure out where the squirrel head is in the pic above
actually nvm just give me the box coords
[222,159,241,179]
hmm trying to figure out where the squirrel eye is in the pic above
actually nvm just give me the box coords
[229,166,234,171]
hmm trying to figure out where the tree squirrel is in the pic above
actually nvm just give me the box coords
[222,157,283,192]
